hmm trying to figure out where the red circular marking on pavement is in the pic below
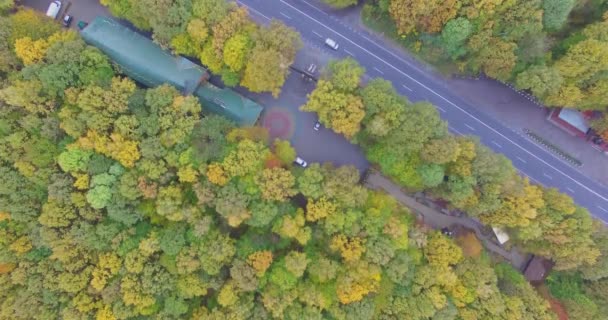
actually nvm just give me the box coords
[262,107,294,140]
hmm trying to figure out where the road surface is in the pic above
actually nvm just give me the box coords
[237,0,608,221]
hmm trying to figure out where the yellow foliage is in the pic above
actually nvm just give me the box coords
[91,252,122,292]
[0,212,10,221]
[247,250,273,276]
[305,197,337,222]
[76,131,140,168]
[330,235,365,263]
[218,281,239,307]
[178,166,199,183]
[206,162,228,186]
[96,305,117,320]
[13,161,36,178]
[73,174,90,190]
[9,236,32,254]
[336,261,381,304]
[14,36,49,65]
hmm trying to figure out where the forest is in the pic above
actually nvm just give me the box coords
[0,1,606,319]
[363,0,608,138]
[101,0,302,97]
[300,57,608,318]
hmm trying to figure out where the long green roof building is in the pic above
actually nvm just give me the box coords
[80,16,263,126]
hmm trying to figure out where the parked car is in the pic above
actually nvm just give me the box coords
[313,121,321,131]
[63,15,73,27]
[324,38,339,50]
[46,1,62,19]
[295,157,308,168]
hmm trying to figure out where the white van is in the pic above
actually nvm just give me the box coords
[46,1,62,19]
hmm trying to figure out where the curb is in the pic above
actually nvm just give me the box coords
[523,129,583,167]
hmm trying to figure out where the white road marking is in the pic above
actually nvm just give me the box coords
[280,12,292,19]
[436,106,446,113]
[464,124,476,131]
[566,187,575,194]
[344,49,355,57]
[543,173,553,180]
[401,84,413,91]
[448,126,463,136]
[598,205,608,213]
[373,67,384,75]
[300,0,327,15]
[516,156,527,164]
[312,30,323,38]
[491,141,502,148]
[237,1,271,20]
[278,0,608,205]
[518,170,542,184]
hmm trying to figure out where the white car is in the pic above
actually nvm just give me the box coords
[324,38,339,50]
[295,157,308,168]
[46,1,62,19]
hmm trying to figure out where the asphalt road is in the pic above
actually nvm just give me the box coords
[20,0,608,221]
[237,0,608,221]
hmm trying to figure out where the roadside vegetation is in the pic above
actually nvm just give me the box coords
[361,0,608,139]
[0,2,605,320]
[300,57,608,318]
[101,0,302,97]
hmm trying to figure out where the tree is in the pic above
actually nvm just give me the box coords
[321,0,357,8]
[273,139,296,166]
[516,65,562,99]
[542,0,576,31]
[441,17,472,59]
[223,33,252,72]
[325,58,365,92]
[300,80,365,138]
[256,168,296,202]
[241,46,287,97]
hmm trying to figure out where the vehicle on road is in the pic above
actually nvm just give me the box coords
[46,1,61,19]
[313,121,321,131]
[295,157,308,168]
[63,15,73,27]
[324,38,339,50]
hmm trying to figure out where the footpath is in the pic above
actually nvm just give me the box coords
[364,170,529,270]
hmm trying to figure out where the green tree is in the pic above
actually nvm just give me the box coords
[542,0,576,31]
[325,58,365,92]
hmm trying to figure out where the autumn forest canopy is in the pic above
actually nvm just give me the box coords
[0,1,607,319]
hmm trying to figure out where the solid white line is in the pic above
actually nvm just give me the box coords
[300,0,327,15]
[543,173,553,180]
[401,84,413,91]
[344,49,355,57]
[566,187,575,194]
[516,156,527,164]
[312,30,323,38]
[277,0,608,204]
[598,205,608,213]
[373,67,384,75]
[280,12,292,19]
[491,141,502,148]
[464,124,476,131]
[237,2,271,21]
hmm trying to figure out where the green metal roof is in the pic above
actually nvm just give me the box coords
[80,16,262,126]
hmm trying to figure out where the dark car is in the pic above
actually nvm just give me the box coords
[63,15,73,27]
[313,121,321,131]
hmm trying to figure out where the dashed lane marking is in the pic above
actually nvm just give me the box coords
[464,124,476,131]
[401,84,413,91]
[277,0,608,205]
[436,106,446,113]
[344,49,355,57]
[280,12,292,19]
[598,205,608,213]
[491,141,502,148]
[516,156,527,164]
[300,0,327,15]
[566,187,575,194]
[312,30,323,38]
[543,173,553,180]
[373,67,384,75]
